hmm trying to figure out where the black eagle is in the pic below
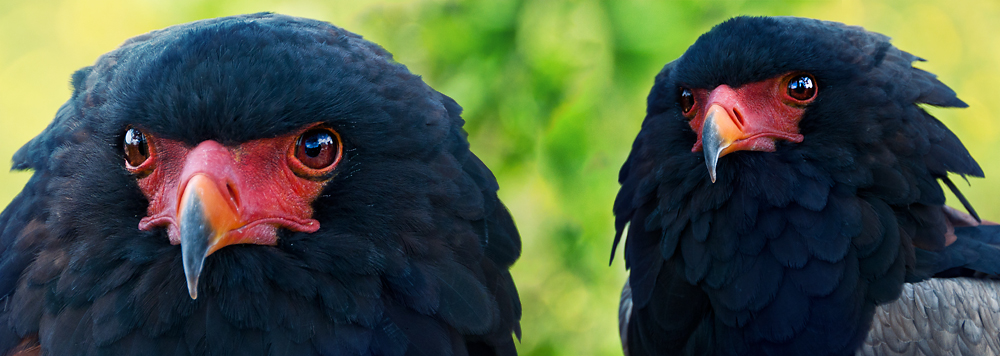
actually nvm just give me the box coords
[614,16,1000,356]
[0,13,521,356]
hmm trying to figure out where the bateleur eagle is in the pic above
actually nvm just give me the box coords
[0,13,522,356]
[613,16,1000,356]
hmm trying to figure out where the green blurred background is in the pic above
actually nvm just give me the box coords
[1,0,998,355]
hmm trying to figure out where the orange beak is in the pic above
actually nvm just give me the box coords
[178,173,242,299]
[701,104,743,183]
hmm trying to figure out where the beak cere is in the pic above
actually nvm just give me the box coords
[701,104,740,183]
[178,173,241,299]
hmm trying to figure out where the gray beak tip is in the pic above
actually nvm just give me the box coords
[704,143,723,184]
[182,249,205,300]
[701,110,727,184]
[187,278,199,300]
[180,192,210,300]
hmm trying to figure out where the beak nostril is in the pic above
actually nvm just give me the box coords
[732,107,745,128]
[227,182,240,209]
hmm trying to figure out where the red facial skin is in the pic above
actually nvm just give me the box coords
[131,125,340,250]
[688,74,814,155]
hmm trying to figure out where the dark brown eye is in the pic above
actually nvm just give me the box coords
[294,128,342,171]
[679,87,695,114]
[124,127,149,168]
[787,74,817,101]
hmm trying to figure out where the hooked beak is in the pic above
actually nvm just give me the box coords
[701,104,740,183]
[178,174,241,299]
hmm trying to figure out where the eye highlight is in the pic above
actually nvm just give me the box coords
[289,127,343,177]
[786,74,817,101]
[679,87,695,114]
[124,127,151,169]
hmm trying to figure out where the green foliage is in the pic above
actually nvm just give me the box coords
[2,1,1000,355]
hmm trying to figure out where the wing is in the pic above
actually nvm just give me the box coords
[618,276,715,356]
[453,138,523,355]
[912,211,1000,279]
[619,280,631,356]
[858,278,1000,356]
[0,69,92,352]
[380,95,522,356]
[0,174,48,354]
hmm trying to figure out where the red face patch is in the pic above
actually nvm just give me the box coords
[685,72,816,154]
[130,123,342,247]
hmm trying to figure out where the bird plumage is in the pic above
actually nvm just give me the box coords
[860,277,1000,356]
[617,222,1000,356]
[613,16,995,355]
[0,13,521,356]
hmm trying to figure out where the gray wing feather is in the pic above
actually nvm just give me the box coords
[620,280,633,356]
[858,278,1000,356]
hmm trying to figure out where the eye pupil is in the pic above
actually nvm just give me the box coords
[123,127,149,167]
[303,132,332,158]
[679,88,695,114]
[787,74,817,101]
[295,128,341,171]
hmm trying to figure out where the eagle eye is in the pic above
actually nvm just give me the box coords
[124,127,150,168]
[786,74,817,101]
[290,127,342,177]
[679,87,695,115]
